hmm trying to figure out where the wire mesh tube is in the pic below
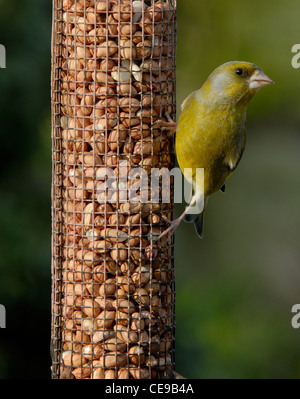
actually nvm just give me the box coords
[51,0,176,379]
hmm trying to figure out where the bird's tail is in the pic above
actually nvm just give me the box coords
[183,212,197,223]
[194,212,205,238]
[183,195,208,239]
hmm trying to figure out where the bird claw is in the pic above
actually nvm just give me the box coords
[155,217,180,241]
[152,113,177,136]
[161,214,172,224]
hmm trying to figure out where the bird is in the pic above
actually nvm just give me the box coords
[158,61,274,239]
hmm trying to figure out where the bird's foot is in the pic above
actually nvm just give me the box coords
[152,113,177,136]
[155,215,181,241]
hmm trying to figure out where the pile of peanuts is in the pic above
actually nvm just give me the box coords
[52,0,176,379]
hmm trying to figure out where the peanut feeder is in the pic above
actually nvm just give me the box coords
[51,0,176,379]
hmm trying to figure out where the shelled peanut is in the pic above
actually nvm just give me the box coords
[57,0,175,379]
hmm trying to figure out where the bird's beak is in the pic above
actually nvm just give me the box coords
[248,70,275,89]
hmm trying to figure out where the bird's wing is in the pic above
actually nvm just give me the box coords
[181,91,196,111]
[225,127,247,179]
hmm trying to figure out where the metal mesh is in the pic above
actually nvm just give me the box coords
[51,0,177,379]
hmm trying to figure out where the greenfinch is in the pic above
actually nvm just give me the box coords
[160,61,274,239]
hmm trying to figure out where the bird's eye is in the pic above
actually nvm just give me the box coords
[235,68,244,76]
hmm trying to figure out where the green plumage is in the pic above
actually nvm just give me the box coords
[175,61,274,237]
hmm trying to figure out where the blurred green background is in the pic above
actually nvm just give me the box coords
[0,0,299,379]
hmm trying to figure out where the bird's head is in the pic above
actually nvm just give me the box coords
[201,61,274,106]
